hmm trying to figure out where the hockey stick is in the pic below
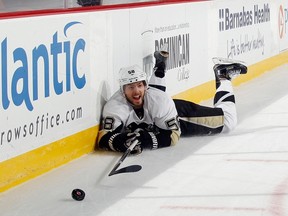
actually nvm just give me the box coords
[108,139,142,176]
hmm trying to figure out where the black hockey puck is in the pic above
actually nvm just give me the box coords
[71,189,85,201]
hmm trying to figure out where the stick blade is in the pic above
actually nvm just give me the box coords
[108,165,142,176]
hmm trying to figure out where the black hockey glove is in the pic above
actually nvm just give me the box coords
[107,132,142,154]
[135,130,158,150]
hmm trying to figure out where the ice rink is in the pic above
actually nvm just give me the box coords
[0,64,288,216]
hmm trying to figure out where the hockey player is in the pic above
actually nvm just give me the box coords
[97,48,247,154]
[97,63,180,154]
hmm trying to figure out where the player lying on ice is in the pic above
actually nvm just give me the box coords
[97,45,247,154]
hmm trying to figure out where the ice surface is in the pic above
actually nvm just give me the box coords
[1,64,288,216]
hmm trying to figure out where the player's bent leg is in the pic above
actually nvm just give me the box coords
[149,73,166,91]
[212,60,247,132]
[174,99,225,136]
[148,43,169,92]
[213,79,237,133]
[215,101,237,133]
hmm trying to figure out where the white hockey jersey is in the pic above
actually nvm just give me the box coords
[101,87,179,133]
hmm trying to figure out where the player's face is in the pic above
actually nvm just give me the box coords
[123,81,146,108]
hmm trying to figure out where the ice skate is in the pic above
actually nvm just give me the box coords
[213,63,247,81]
[153,43,169,78]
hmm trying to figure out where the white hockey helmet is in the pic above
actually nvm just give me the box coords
[119,65,147,92]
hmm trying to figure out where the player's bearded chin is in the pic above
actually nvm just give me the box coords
[125,92,144,108]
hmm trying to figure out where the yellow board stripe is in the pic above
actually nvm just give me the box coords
[1,52,288,193]
[0,126,99,193]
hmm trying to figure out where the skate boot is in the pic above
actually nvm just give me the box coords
[154,43,169,78]
[213,63,247,81]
